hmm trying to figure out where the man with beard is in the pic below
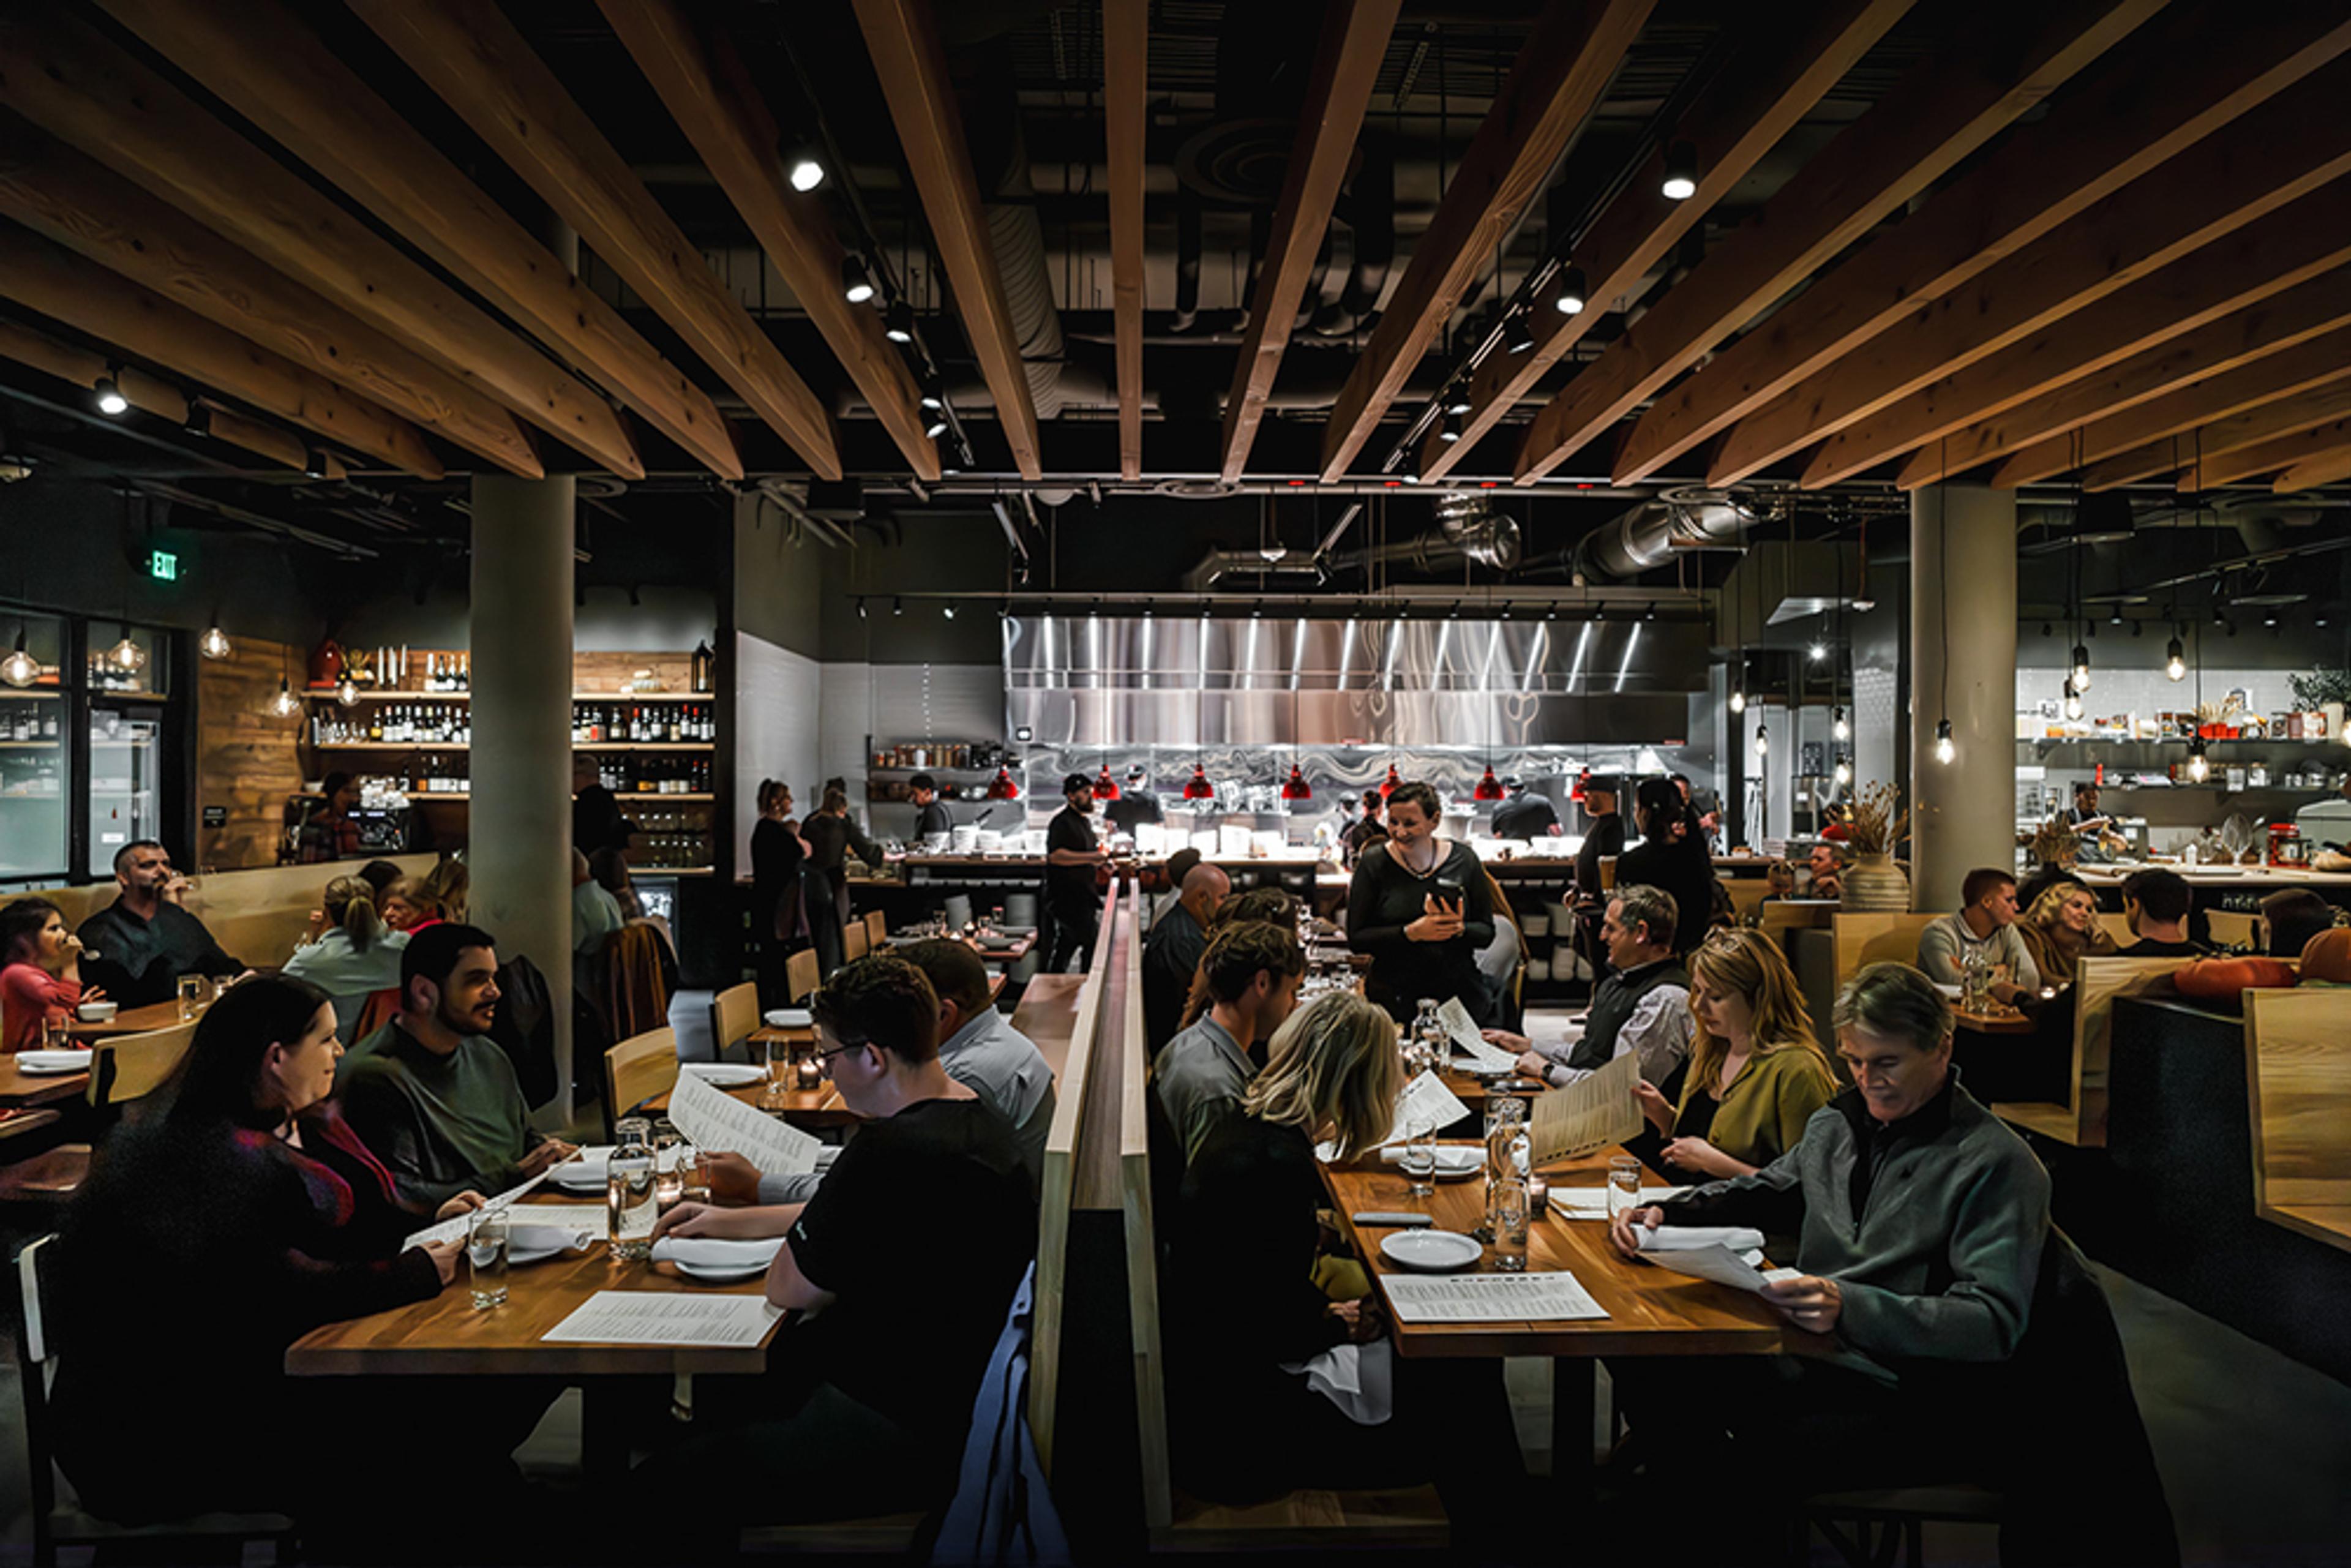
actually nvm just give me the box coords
[337,921,576,1208]
[1045,772,1110,972]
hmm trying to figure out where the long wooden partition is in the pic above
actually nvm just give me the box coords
[2244,986,2351,1254]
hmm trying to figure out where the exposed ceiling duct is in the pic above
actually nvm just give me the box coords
[1183,493,1523,590]
[1571,488,1764,582]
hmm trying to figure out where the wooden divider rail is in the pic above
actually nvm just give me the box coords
[2243,986,2351,1254]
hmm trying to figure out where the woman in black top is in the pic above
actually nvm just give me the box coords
[1613,776,1719,956]
[1169,991,1522,1521]
[802,786,883,929]
[55,975,478,1525]
[752,778,820,1003]
[1344,780,1496,1024]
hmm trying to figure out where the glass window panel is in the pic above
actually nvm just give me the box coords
[0,610,70,881]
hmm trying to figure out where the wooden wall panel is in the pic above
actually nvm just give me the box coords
[197,637,306,870]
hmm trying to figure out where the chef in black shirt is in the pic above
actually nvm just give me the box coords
[1488,778,1562,840]
[908,773,952,840]
[1104,765,1163,836]
[1045,773,1109,972]
[1572,776,1627,974]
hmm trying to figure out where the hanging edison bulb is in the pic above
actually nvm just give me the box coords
[1,628,38,689]
[336,672,362,708]
[1933,718,1956,765]
[268,674,301,719]
[1753,723,1769,757]
[1728,687,1746,716]
[2063,679,2084,721]
[2070,642,2092,693]
[1834,758,1851,787]
[107,629,148,673]
[2185,737,2210,784]
[199,621,233,661]
[2165,636,2187,682]
[1832,706,1850,742]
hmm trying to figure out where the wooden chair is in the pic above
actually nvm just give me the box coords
[14,1235,295,1567]
[844,918,869,962]
[350,986,401,1042]
[710,983,760,1062]
[1830,913,1944,994]
[0,1021,198,1210]
[864,909,887,950]
[603,1026,680,1136]
[2095,911,2134,948]
[786,947,820,1007]
[2205,908,2260,951]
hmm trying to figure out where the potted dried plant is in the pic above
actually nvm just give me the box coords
[1839,783,1913,912]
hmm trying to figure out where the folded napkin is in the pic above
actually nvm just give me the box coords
[1546,1184,1690,1219]
[15,1049,93,1073]
[650,1236,786,1269]
[1278,1340,1395,1426]
[552,1146,618,1185]
[1377,1145,1482,1176]
[507,1222,596,1256]
[1637,1225,1765,1255]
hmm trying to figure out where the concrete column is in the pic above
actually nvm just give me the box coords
[470,473,577,1124]
[1910,484,2017,912]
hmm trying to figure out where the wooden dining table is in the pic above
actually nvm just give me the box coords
[1954,1004,2036,1036]
[0,1056,91,1109]
[61,999,187,1038]
[639,1073,857,1129]
[1323,1144,1812,1497]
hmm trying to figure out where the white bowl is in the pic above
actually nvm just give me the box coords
[75,1002,117,1022]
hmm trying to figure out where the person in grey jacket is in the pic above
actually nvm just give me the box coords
[1605,961,2051,1551]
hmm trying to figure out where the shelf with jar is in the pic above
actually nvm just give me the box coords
[306,699,714,747]
[351,754,715,798]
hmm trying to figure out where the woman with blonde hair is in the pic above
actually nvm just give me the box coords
[285,874,411,1038]
[1166,991,1520,1515]
[421,857,470,924]
[1635,928,1837,1179]
[2018,879,2115,988]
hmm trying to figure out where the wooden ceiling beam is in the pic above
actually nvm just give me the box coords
[0,320,186,424]
[853,0,1045,480]
[96,0,738,481]
[1619,7,2351,486]
[1816,184,2351,489]
[2180,415,2351,490]
[1419,0,1910,483]
[1715,62,2351,487]
[1988,294,2351,487]
[1515,0,2159,483]
[1318,0,1658,482]
[0,6,635,477]
[0,114,541,478]
[0,224,441,477]
[348,0,838,481]
[2273,432,2351,492]
[596,0,936,480]
[1219,0,1401,482]
[1105,0,1156,481]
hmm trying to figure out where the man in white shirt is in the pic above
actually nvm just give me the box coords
[1915,868,2040,1004]
[1483,883,1692,1090]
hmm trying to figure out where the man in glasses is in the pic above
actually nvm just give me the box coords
[647,955,1036,1526]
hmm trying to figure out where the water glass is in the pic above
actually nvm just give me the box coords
[608,1120,656,1261]
[1488,1178,1529,1273]
[39,1016,71,1052]
[1607,1155,1644,1220]
[762,1036,793,1109]
[1400,1116,1439,1198]
[176,973,206,1021]
[466,1208,510,1310]
[653,1125,686,1211]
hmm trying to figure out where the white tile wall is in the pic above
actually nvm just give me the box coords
[2017,665,2299,722]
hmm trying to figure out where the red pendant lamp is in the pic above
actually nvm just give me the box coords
[1472,764,1504,801]
[1093,763,1120,800]
[1379,762,1401,798]
[986,766,1021,801]
[1570,767,1589,803]
[1182,763,1215,801]
[1280,763,1312,801]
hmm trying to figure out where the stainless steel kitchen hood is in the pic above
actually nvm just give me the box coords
[1003,613,1708,748]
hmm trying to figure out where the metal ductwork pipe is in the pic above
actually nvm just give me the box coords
[976,96,1066,419]
[1573,490,1762,581]
[1329,493,1523,576]
[1181,550,1327,591]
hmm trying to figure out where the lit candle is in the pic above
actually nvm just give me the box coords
[1526,1171,1548,1210]
[796,1053,822,1090]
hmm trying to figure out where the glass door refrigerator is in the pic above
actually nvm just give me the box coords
[84,619,176,879]
[0,612,70,883]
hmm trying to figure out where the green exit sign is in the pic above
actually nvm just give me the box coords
[148,549,178,582]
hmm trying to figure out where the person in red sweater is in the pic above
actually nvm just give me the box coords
[0,898,100,1052]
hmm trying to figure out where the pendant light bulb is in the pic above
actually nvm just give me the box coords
[2063,680,2084,722]
[1833,759,1851,787]
[2186,737,2210,784]
[1831,706,1850,742]
[199,621,232,661]
[1,628,37,689]
[1809,640,1828,662]
[269,675,301,719]
[1728,687,1745,716]
[336,673,361,707]
[784,141,825,192]
[92,372,129,418]
[2070,644,2091,692]
[1444,385,1473,417]
[107,632,147,673]
[2165,637,2186,681]
[1933,718,1956,766]
[1439,411,1463,444]
[1753,723,1769,758]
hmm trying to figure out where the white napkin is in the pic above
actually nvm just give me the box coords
[762,1008,814,1028]
[507,1222,596,1256]
[552,1146,617,1185]
[1636,1225,1766,1255]
[1377,1145,1482,1176]
[15,1049,93,1073]
[1547,1184,1689,1220]
[1278,1339,1395,1425]
[650,1236,786,1269]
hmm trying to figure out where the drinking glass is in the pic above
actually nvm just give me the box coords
[467,1208,511,1310]
[762,1035,793,1109]
[1607,1155,1644,1220]
[1400,1116,1439,1198]
[39,1017,71,1052]
[1488,1178,1529,1273]
[607,1134,656,1262]
[653,1124,686,1211]
[176,973,206,1021]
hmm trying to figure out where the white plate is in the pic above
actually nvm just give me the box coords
[676,1259,768,1284]
[552,1165,608,1192]
[763,1008,813,1028]
[680,1062,765,1087]
[1380,1229,1482,1272]
[15,1049,93,1075]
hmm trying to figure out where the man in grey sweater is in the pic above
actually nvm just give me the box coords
[1915,866,2041,1007]
[1606,962,2051,1547]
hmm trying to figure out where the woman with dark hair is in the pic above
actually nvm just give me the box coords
[1344,779,1497,1024]
[53,973,476,1524]
[803,785,883,930]
[753,779,814,1004]
[1,898,99,1052]
[298,770,364,863]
